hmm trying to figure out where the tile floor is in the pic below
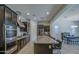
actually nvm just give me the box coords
[18,36,79,54]
[61,42,79,54]
[18,41,34,54]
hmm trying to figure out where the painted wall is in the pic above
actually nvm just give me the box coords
[50,5,79,41]
[30,20,37,42]
[50,4,79,53]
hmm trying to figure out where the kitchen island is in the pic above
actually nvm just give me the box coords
[34,36,58,54]
[18,36,58,54]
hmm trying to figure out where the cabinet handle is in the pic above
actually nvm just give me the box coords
[49,45,52,49]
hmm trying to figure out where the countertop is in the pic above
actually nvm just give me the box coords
[34,36,58,44]
[17,35,30,40]
[6,35,29,41]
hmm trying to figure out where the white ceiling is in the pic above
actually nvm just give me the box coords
[56,4,79,22]
[6,4,64,22]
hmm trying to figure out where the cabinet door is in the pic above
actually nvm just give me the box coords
[12,12,17,26]
[12,12,17,36]
[5,7,12,25]
[34,44,52,54]
[0,6,5,53]
[5,7,17,51]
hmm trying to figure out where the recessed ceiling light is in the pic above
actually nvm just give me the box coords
[46,11,50,15]
[26,12,30,15]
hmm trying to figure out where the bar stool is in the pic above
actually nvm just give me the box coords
[52,40,62,54]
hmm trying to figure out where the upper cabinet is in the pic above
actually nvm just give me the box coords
[5,7,12,25]
[12,12,17,25]
[0,5,17,54]
[0,5,4,53]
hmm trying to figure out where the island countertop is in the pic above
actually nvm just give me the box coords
[34,36,58,44]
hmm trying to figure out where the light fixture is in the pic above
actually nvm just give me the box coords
[26,12,30,15]
[71,25,78,28]
[46,11,50,15]
[54,25,59,34]
[54,25,59,29]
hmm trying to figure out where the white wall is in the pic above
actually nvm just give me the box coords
[30,20,37,42]
[50,4,79,54]
[50,5,79,40]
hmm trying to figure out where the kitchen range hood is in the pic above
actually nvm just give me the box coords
[17,19,25,28]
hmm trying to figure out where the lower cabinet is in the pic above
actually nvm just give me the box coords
[34,43,52,54]
[17,37,30,52]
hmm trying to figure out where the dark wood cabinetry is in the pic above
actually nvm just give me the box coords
[34,43,52,54]
[37,25,50,36]
[17,36,30,52]
[0,6,5,53]
[0,5,17,54]
[17,21,30,52]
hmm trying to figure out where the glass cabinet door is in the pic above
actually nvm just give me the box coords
[5,7,17,51]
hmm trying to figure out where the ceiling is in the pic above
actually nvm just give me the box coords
[6,4,64,22]
[55,4,79,22]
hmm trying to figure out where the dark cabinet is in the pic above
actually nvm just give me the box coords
[34,43,52,54]
[37,25,50,36]
[17,36,30,52]
[0,6,5,53]
[0,5,17,54]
